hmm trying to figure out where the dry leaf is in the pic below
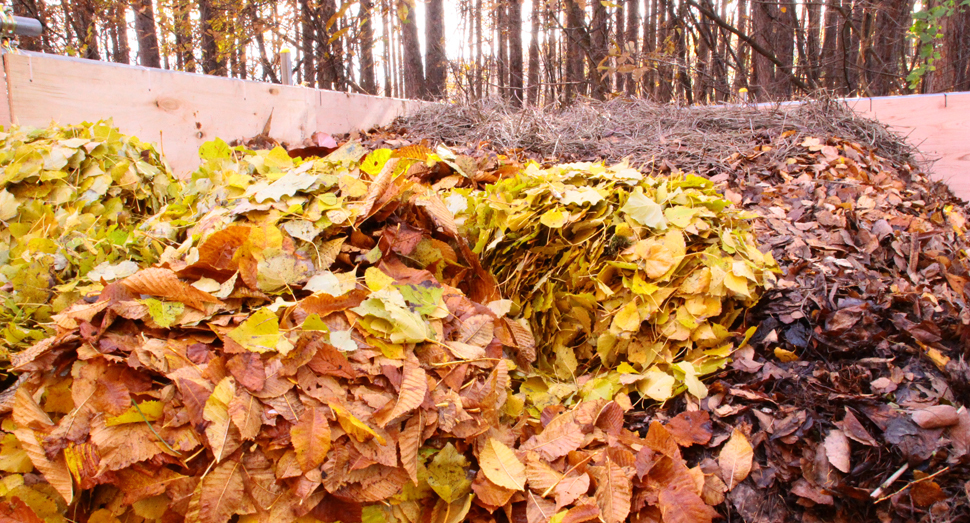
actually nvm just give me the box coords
[823,429,851,474]
[479,438,526,491]
[718,428,753,490]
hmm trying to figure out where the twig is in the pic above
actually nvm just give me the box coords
[874,466,950,503]
[870,462,909,499]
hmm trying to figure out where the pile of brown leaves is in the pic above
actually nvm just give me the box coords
[387,103,970,522]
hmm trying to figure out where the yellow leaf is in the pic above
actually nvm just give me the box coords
[638,370,675,401]
[540,209,568,228]
[105,400,163,426]
[610,301,641,333]
[773,347,798,362]
[427,443,472,503]
[228,308,291,355]
[479,438,526,491]
[723,272,751,298]
[328,403,385,444]
[364,266,395,292]
[203,377,237,463]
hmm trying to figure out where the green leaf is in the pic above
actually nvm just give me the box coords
[199,138,231,160]
[142,299,184,328]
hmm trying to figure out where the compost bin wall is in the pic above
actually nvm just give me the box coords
[0,51,424,177]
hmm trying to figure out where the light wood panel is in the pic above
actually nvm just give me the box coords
[845,92,970,200]
[2,52,422,177]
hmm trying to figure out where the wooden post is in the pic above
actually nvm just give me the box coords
[280,49,293,86]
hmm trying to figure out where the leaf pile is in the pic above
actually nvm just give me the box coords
[0,122,177,357]
[0,128,782,523]
[453,162,777,404]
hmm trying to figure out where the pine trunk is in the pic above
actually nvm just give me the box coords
[591,0,609,99]
[400,0,427,99]
[625,0,639,96]
[133,0,161,68]
[527,0,540,105]
[509,0,524,106]
[199,0,225,75]
[425,0,447,99]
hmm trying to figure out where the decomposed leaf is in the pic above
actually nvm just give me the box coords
[479,438,526,491]
[290,406,331,472]
[718,428,753,490]
[427,443,472,503]
[590,460,632,523]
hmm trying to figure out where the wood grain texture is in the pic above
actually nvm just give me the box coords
[2,52,423,177]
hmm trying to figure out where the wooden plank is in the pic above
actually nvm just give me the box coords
[0,53,11,127]
[3,52,421,177]
[845,92,970,200]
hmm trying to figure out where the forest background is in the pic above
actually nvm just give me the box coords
[8,0,970,107]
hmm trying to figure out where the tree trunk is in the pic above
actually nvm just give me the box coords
[509,0,524,105]
[806,0,821,86]
[174,0,194,71]
[590,0,609,99]
[400,0,427,99]
[199,0,226,75]
[111,2,130,63]
[733,0,749,92]
[625,0,639,96]
[425,0,447,98]
[928,2,970,92]
[527,0,541,105]
[358,0,377,94]
[70,0,100,60]
[821,0,840,89]
[497,1,508,95]
[614,1,625,92]
[474,0,482,98]
[133,0,161,68]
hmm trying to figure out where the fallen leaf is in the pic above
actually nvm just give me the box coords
[718,428,753,490]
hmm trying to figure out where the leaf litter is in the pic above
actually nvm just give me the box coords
[0,95,969,523]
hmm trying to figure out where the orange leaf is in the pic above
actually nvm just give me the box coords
[479,437,526,491]
[554,470,591,510]
[525,455,563,493]
[524,414,584,461]
[590,460,632,523]
[0,497,44,523]
[658,481,719,523]
[122,268,222,311]
[718,428,753,490]
[12,389,73,504]
[290,406,331,472]
[665,411,713,447]
[228,390,263,441]
[399,410,423,485]
[373,353,427,427]
[188,459,247,523]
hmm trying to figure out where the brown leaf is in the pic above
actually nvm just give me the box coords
[658,482,719,523]
[0,497,44,523]
[644,421,681,459]
[228,390,263,441]
[823,429,851,474]
[666,411,713,447]
[526,455,563,493]
[718,428,753,490]
[472,472,515,509]
[560,504,600,523]
[306,339,357,379]
[226,353,266,392]
[373,352,427,427]
[188,459,248,523]
[837,408,878,446]
[526,491,557,523]
[175,376,213,426]
[291,406,332,472]
[399,410,423,485]
[700,471,728,505]
[911,473,948,507]
[122,268,222,311]
[12,389,72,504]
[590,460,632,523]
[89,419,166,475]
[523,414,584,461]
[356,158,400,224]
[912,405,960,429]
[459,314,494,347]
[554,470,591,511]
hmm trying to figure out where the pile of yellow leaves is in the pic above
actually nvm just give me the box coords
[0,122,176,356]
[452,162,776,407]
[0,125,767,523]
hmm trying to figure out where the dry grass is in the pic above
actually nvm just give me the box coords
[398,97,925,177]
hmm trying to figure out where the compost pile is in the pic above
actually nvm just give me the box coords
[0,122,176,356]
[0,125,772,523]
[394,99,970,522]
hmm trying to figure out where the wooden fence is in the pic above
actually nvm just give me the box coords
[0,52,422,176]
[0,51,967,200]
